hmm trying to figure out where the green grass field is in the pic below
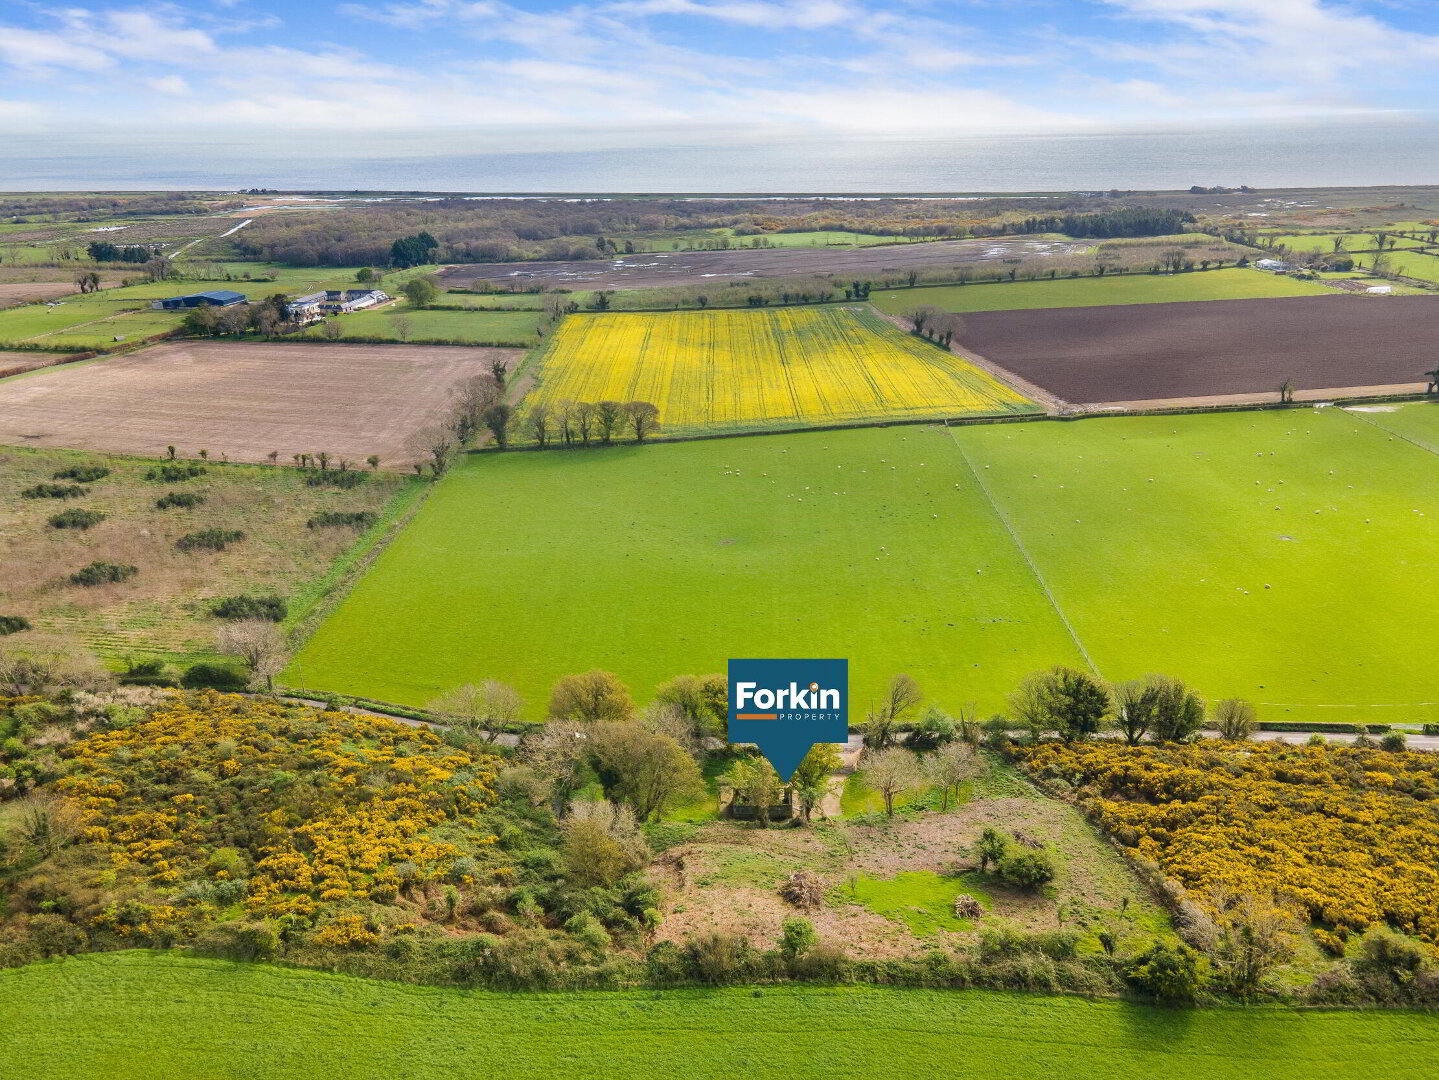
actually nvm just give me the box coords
[286,425,1080,715]
[842,871,992,935]
[299,303,543,344]
[3,952,1436,1079]
[289,406,1439,723]
[868,268,1333,315]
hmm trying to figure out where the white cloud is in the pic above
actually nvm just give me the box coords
[0,28,112,71]
[144,75,192,96]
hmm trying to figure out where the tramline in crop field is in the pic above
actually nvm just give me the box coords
[529,305,1038,436]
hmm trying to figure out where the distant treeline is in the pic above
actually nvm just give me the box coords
[229,195,1184,268]
[1000,208,1195,239]
[87,241,157,263]
[0,192,223,220]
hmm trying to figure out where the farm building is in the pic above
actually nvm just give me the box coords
[150,290,247,310]
[319,289,389,314]
[286,292,327,322]
[1254,258,1296,273]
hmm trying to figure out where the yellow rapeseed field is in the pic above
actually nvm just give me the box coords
[530,306,1037,434]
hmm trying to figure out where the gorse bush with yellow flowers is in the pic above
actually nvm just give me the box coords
[1016,741,1439,944]
[53,693,501,918]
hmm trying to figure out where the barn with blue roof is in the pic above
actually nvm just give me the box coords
[150,290,247,310]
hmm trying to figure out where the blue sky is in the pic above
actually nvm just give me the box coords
[1,1,1436,139]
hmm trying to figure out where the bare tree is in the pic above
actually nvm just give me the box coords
[409,423,455,476]
[215,620,286,691]
[622,401,660,443]
[924,741,979,811]
[573,402,596,444]
[526,403,552,448]
[427,680,524,743]
[595,400,624,444]
[391,314,413,341]
[863,746,921,817]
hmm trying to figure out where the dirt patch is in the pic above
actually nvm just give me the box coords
[960,295,1439,404]
[0,340,525,467]
[0,282,95,309]
[438,239,1086,292]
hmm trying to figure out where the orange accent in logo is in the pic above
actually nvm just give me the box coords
[736,713,777,720]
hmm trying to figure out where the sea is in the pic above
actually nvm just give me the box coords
[4,117,1438,193]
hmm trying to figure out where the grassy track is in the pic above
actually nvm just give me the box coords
[527,306,1037,437]
[286,425,1079,715]
[2,952,1437,1080]
[869,268,1333,315]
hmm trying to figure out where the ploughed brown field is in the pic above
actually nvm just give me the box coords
[439,238,1085,291]
[0,340,522,467]
[959,295,1439,404]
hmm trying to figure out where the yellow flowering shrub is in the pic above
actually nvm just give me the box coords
[53,692,502,920]
[1016,741,1439,941]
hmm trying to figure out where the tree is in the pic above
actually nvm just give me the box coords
[402,276,439,308]
[653,673,728,741]
[1279,378,1294,404]
[721,755,785,826]
[925,740,978,811]
[482,403,513,449]
[4,793,83,860]
[863,673,923,749]
[908,704,958,750]
[1010,666,1112,742]
[623,401,660,443]
[974,826,1008,872]
[1426,367,1439,395]
[526,403,552,447]
[790,742,842,822]
[321,319,343,340]
[780,917,817,962]
[862,746,921,817]
[391,315,413,341]
[1124,941,1208,1003]
[573,402,596,444]
[74,270,101,294]
[1114,678,1158,745]
[1212,698,1256,741]
[595,400,624,444]
[589,721,703,821]
[427,680,523,743]
[409,423,454,476]
[560,799,649,887]
[215,620,286,691]
[548,669,633,723]
[1194,889,1299,997]
[1149,675,1205,742]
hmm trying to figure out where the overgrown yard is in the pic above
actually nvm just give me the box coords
[0,445,418,662]
[527,306,1037,437]
[8,952,1436,1080]
[652,757,1168,960]
[0,340,525,466]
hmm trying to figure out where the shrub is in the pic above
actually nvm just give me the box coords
[53,465,109,483]
[156,491,205,509]
[1381,732,1408,753]
[69,561,138,586]
[307,510,377,529]
[181,662,249,690]
[48,508,105,530]
[682,932,756,984]
[176,528,244,552]
[119,658,179,687]
[145,464,206,482]
[998,850,1056,891]
[211,594,287,622]
[0,615,32,635]
[1124,941,1208,1002]
[780,917,817,960]
[306,469,367,489]
[22,483,86,500]
[1353,927,1427,982]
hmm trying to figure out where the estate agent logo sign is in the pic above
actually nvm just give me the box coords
[727,658,848,780]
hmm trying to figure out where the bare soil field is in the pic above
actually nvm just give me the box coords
[438,238,1085,291]
[0,340,523,467]
[960,294,1439,404]
[0,351,84,379]
[0,280,124,309]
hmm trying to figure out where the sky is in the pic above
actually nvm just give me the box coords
[1,0,1437,143]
